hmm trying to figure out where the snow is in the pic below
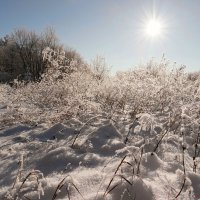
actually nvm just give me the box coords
[0,111,200,200]
[0,59,200,199]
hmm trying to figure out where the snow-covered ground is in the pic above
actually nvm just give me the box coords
[0,109,200,200]
[0,59,200,199]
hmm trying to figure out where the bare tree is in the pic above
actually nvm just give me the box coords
[0,27,85,82]
[90,55,110,81]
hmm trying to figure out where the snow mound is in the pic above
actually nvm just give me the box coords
[85,123,125,155]
[109,177,154,200]
[31,123,75,141]
[187,172,200,198]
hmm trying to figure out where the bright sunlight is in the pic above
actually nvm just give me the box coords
[145,18,162,37]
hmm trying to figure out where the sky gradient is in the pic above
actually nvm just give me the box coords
[0,0,200,72]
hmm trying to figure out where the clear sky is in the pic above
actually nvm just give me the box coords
[0,0,200,72]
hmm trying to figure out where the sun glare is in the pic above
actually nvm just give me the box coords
[145,18,162,37]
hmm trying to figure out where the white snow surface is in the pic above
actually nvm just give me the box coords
[0,111,200,200]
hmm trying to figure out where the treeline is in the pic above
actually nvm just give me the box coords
[0,28,85,83]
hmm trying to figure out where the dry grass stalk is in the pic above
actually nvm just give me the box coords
[12,154,24,189]
[136,147,143,175]
[152,118,177,154]
[14,170,43,200]
[193,128,200,173]
[71,115,102,148]
[175,146,186,199]
[103,155,127,197]
[52,175,85,200]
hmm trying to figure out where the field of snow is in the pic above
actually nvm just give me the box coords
[0,59,200,199]
[1,107,200,200]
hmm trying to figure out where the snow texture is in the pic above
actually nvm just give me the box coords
[0,112,200,200]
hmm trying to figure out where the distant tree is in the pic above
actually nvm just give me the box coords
[64,48,83,65]
[0,27,85,83]
[187,71,200,82]
[0,35,20,78]
[10,28,61,81]
[90,55,110,81]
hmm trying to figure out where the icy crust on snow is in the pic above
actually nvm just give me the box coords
[0,113,200,200]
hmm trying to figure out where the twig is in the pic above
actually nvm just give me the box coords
[175,146,186,199]
[103,155,127,197]
[52,176,69,200]
[52,175,85,200]
[71,115,102,147]
[13,154,24,189]
[136,148,143,175]
[105,183,120,195]
[152,118,177,154]
[193,128,200,173]
[14,170,43,200]
[124,122,136,144]
[71,182,85,200]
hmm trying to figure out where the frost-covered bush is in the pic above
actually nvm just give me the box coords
[113,58,199,114]
[0,48,101,125]
[0,53,199,128]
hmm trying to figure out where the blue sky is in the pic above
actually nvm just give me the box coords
[0,0,200,72]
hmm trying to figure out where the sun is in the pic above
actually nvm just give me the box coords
[145,18,162,37]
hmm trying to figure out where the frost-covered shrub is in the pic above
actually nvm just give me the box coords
[0,54,199,128]
[0,48,101,125]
